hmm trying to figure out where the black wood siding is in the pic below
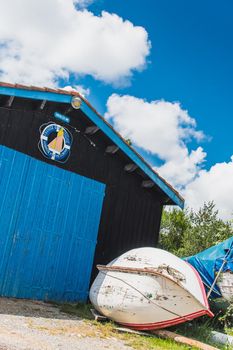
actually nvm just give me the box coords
[0,99,163,276]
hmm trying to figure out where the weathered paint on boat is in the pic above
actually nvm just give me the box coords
[218,272,233,302]
[90,247,213,330]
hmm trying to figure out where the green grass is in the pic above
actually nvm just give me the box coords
[50,302,220,350]
[59,302,93,319]
[122,333,194,350]
[50,301,233,349]
[172,320,219,348]
[226,328,233,336]
[47,300,93,319]
[172,318,233,350]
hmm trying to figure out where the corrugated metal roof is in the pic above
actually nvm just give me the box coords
[0,81,184,208]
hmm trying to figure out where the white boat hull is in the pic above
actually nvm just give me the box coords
[90,248,213,330]
[218,272,233,302]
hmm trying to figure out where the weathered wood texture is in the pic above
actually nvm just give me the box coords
[152,330,219,350]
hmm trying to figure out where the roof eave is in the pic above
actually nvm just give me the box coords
[0,83,185,208]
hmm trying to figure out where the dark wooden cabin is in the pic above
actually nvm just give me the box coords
[0,82,184,302]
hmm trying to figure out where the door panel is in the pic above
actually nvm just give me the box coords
[0,146,105,301]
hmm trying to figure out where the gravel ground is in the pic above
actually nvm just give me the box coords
[0,298,133,350]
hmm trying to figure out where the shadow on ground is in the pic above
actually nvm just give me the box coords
[0,297,89,320]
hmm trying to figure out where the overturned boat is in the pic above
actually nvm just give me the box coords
[90,247,213,330]
[185,237,233,302]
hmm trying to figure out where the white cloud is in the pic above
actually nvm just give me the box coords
[105,94,206,188]
[62,85,90,97]
[158,147,206,188]
[105,93,233,220]
[0,0,150,87]
[184,157,233,220]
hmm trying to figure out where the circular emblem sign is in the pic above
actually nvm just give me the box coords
[39,123,72,163]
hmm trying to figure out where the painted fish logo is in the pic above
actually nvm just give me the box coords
[39,123,73,163]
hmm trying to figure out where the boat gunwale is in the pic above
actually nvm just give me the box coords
[119,309,211,330]
[97,264,185,286]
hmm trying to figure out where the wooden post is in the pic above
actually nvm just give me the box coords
[105,145,119,154]
[151,330,219,350]
[5,95,14,107]
[39,100,46,110]
[141,180,154,188]
[124,163,138,172]
[85,126,100,135]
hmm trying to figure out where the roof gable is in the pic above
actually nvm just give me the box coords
[0,82,184,208]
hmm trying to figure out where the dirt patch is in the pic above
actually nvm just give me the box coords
[0,298,132,350]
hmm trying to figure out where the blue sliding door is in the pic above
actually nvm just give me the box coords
[0,146,105,301]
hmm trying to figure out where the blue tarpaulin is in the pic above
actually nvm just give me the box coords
[185,237,233,298]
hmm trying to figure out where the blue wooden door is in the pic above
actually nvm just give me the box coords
[0,146,105,301]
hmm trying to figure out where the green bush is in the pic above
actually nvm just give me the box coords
[160,204,233,339]
[218,303,233,329]
[159,201,232,257]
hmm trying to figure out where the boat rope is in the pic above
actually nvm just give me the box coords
[202,281,222,298]
[99,270,199,323]
[207,259,227,299]
[207,247,232,299]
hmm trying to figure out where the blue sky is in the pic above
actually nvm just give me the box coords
[0,0,232,218]
[81,0,233,169]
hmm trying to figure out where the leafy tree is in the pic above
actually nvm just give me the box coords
[159,208,191,255]
[159,201,232,257]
